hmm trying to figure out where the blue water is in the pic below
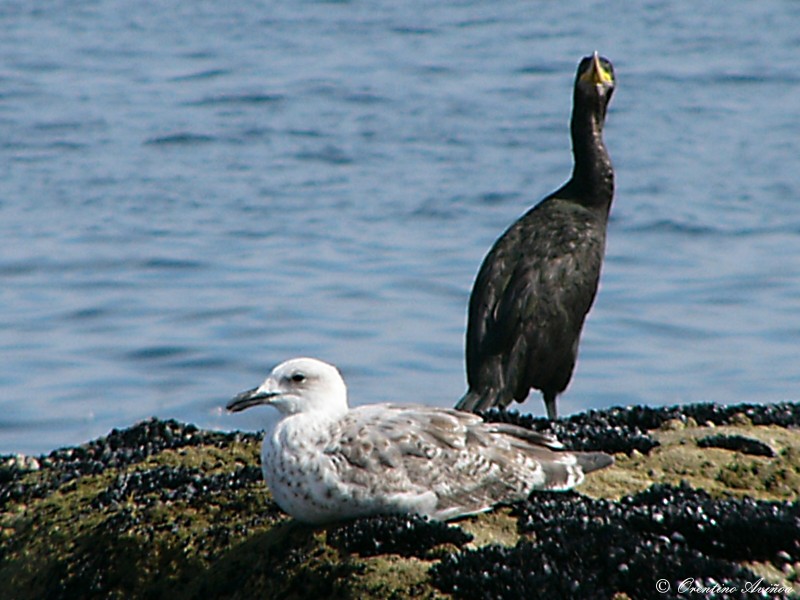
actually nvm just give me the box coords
[2,1,799,455]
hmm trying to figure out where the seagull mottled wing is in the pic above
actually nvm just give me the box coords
[227,357,613,524]
[458,52,616,419]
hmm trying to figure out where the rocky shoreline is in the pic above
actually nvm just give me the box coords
[2,402,799,599]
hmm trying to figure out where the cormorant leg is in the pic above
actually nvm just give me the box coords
[544,393,558,420]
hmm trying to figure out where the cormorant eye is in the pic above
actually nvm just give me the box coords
[290,373,306,383]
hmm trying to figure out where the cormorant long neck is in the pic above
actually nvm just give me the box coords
[564,94,614,214]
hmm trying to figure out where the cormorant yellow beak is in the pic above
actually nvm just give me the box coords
[581,51,614,86]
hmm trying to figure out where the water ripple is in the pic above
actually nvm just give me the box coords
[185,92,285,107]
[144,133,217,146]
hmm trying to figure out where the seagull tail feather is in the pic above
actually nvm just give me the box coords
[575,451,615,474]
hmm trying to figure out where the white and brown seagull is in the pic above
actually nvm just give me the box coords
[227,357,613,524]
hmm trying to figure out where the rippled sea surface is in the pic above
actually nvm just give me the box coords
[2,1,799,454]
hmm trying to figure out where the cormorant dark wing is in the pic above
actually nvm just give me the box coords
[459,52,615,417]
[463,201,606,410]
[495,203,605,399]
[466,222,526,360]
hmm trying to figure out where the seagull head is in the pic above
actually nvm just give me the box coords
[226,357,349,417]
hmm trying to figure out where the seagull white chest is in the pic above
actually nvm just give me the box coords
[260,413,350,523]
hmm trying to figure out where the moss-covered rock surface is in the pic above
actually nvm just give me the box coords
[2,403,800,599]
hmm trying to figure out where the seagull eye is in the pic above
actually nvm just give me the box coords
[290,373,306,383]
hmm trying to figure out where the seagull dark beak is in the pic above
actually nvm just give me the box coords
[226,387,278,413]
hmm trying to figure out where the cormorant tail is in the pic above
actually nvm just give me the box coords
[456,388,512,412]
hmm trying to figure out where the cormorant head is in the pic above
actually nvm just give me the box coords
[575,52,615,120]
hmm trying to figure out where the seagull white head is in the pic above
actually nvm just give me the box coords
[226,357,348,417]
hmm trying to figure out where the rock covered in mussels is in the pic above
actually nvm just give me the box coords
[2,401,800,599]
[432,483,798,599]
[1,418,259,510]
[92,464,263,509]
[697,433,776,457]
[327,513,473,558]
[481,400,800,456]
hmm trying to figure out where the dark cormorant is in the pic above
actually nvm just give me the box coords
[456,52,616,419]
